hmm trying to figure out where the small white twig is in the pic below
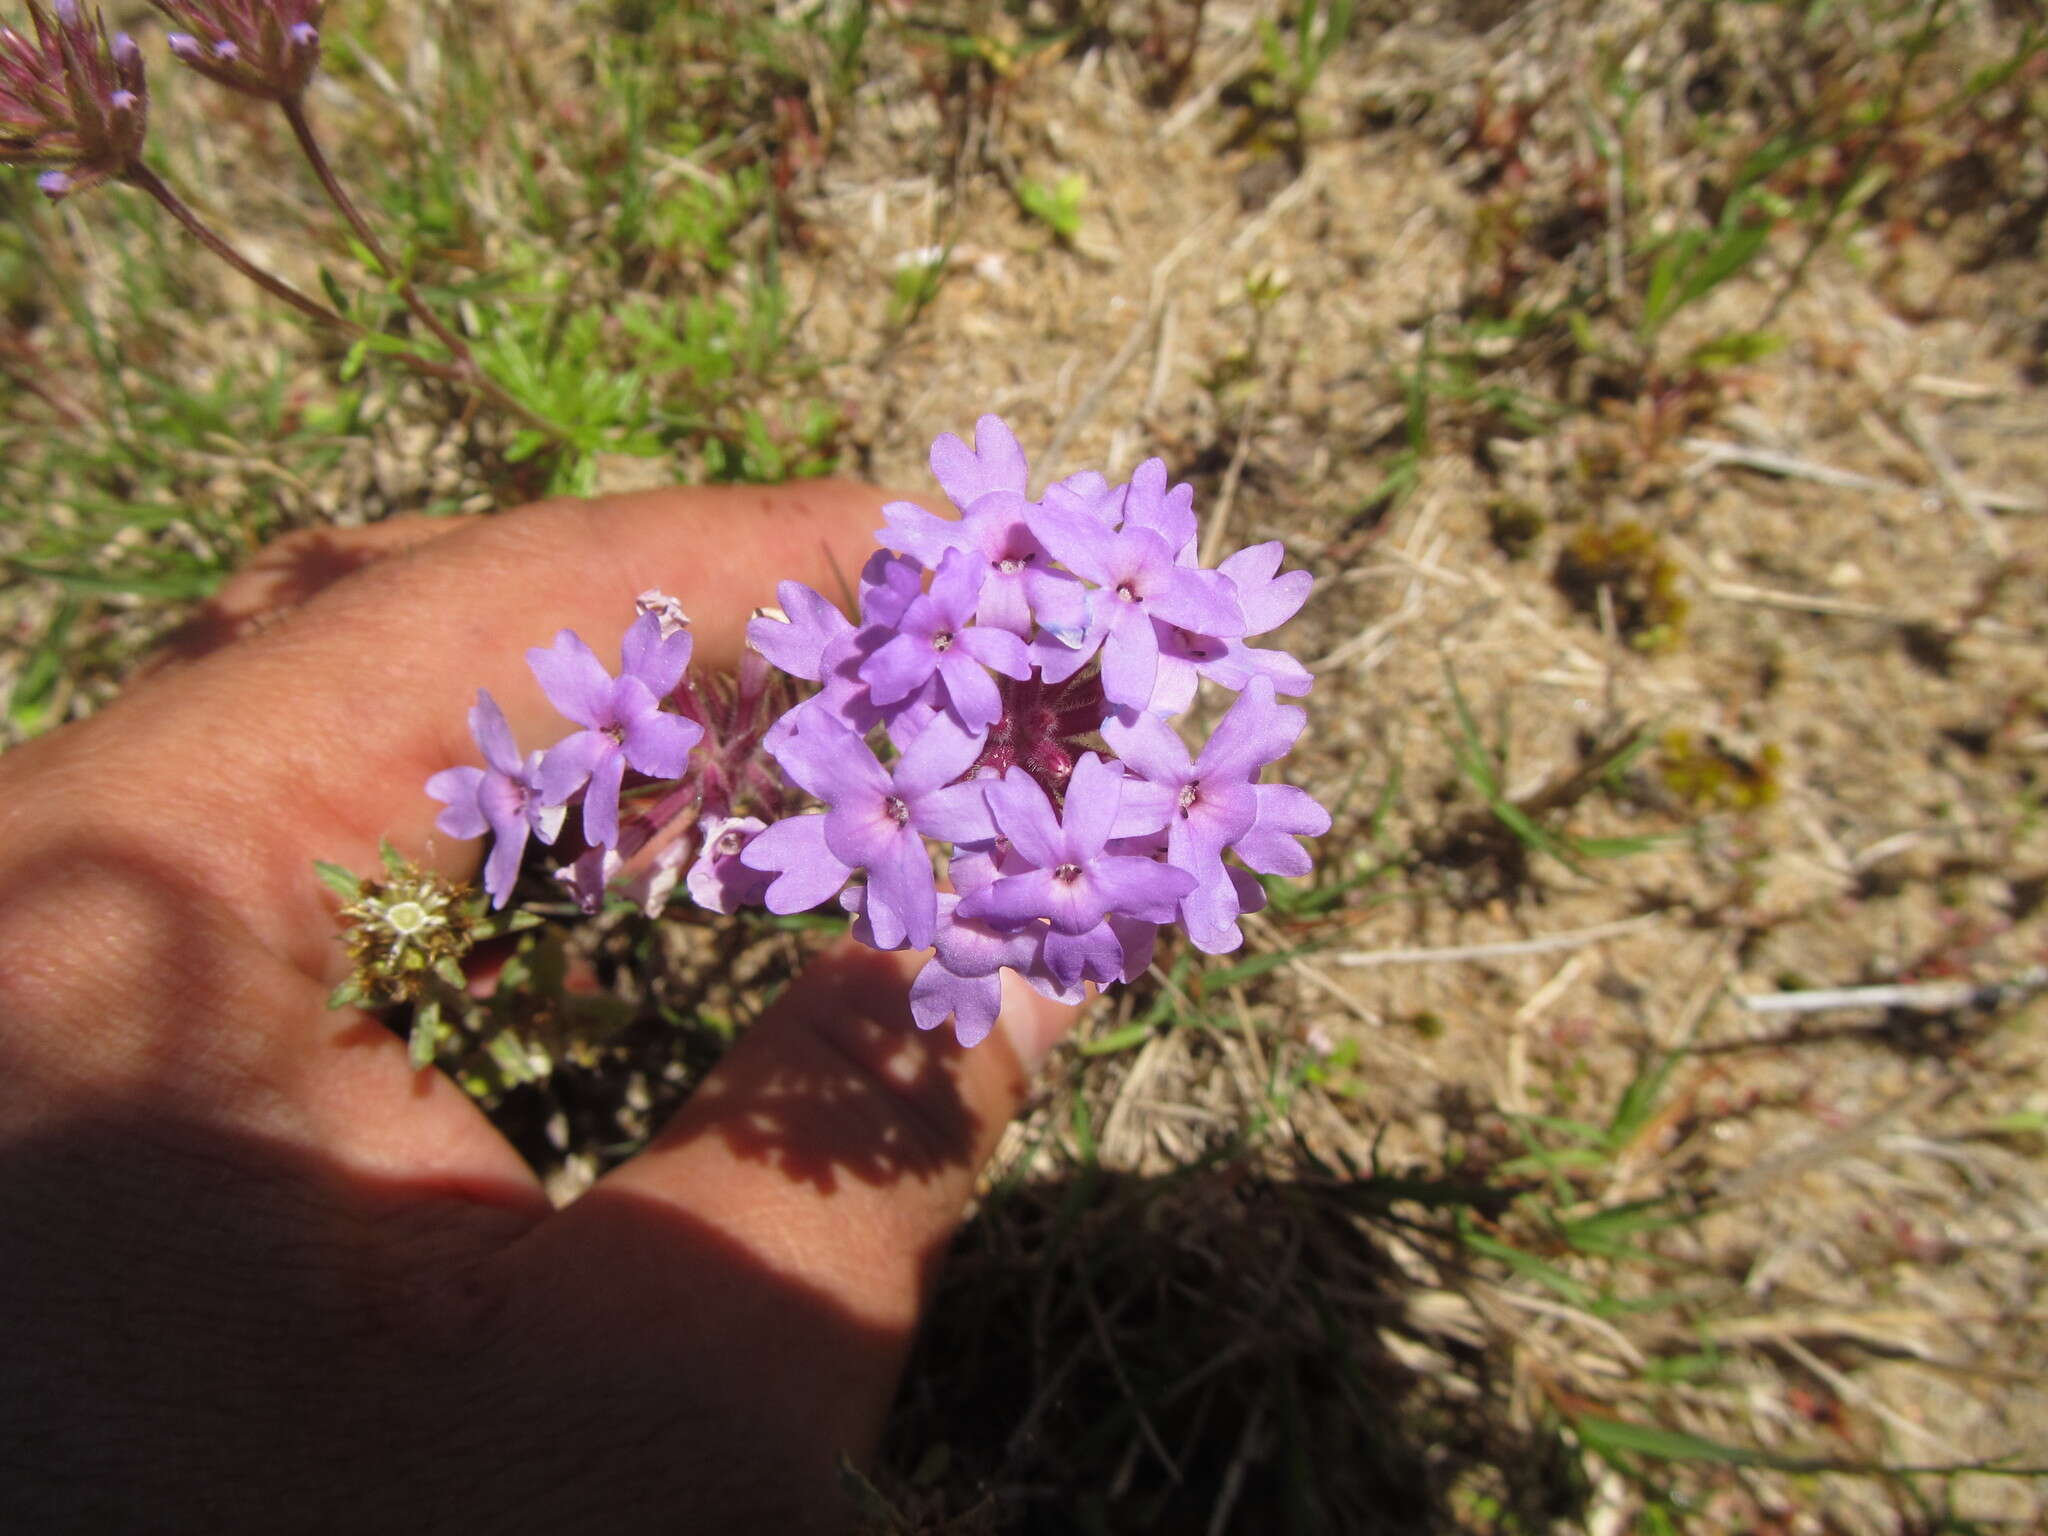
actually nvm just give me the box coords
[1703,579,1907,624]
[1739,969,2047,1016]
[1198,417,1255,568]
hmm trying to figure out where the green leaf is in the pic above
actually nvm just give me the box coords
[408,998,444,1070]
[1572,1413,1831,1471]
[1459,1223,1597,1309]
[6,597,76,734]
[326,978,368,1011]
[1078,1022,1156,1056]
[314,860,363,900]
[1675,220,1770,312]
[6,558,222,601]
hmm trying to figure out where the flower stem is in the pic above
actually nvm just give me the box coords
[279,94,474,366]
[127,156,569,446]
[124,162,350,332]
[279,96,569,445]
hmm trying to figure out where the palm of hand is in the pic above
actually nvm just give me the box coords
[0,486,1068,1532]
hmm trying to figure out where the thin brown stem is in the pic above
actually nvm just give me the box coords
[124,164,506,400]
[279,94,476,366]
[124,163,352,332]
[130,150,568,446]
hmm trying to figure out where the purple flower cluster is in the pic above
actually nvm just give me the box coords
[424,418,1327,1048]
[151,0,326,103]
[0,0,147,200]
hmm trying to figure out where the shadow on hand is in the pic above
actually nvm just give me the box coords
[140,518,452,676]
[0,1102,922,1534]
[684,945,988,1196]
[0,847,934,1535]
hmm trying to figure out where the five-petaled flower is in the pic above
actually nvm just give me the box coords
[530,612,703,850]
[425,690,566,908]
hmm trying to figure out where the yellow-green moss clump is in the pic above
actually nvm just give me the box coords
[1554,519,1688,651]
[1657,728,1782,811]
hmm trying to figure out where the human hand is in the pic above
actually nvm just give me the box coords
[0,484,1077,1532]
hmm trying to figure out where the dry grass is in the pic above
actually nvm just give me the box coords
[5,0,2048,1530]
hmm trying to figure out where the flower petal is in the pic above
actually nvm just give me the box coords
[620,609,694,697]
[982,770,1064,869]
[621,707,703,781]
[739,813,856,913]
[537,730,614,806]
[936,650,1003,732]
[957,868,1059,930]
[910,958,1003,1048]
[526,629,616,728]
[425,766,487,840]
[580,747,629,849]
[469,689,524,778]
[930,414,1029,509]
[860,630,938,707]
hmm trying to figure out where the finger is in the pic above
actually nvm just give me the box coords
[136,516,461,678]
[0,483,886,1172]
[497,943,1080,1513]
[0,481,889,990]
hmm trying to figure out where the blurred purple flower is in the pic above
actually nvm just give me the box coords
[151,0,325,101]
[685,815,772,915]
[1,1,147,200]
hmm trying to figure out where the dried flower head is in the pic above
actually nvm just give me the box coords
[152,0,326,101]
[0,0,148,201]
[330,849,477,1007]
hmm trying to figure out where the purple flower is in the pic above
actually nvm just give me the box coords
[530,612,703,849]
[879,489,1087,640]
[1104,676,1310,951]
[858,547,1032,732]
[424,413,1326,1047]
[1233,783,1332,877]
[764,710,990,949]
[736,812,852,915]
[1030,498,1247,714]
[1,3,148,199]
[1041,469,1123,528]
[928,413,1029,512]
[907,894,1045,1047]
[957,752,1190,936]
[685,815,773,914]
[1115,458,1198,559]
[747,578,853,683]
[152,0,327,101]
[425,689,565,908]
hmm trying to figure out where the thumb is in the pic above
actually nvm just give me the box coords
[493,941,1077,1511]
